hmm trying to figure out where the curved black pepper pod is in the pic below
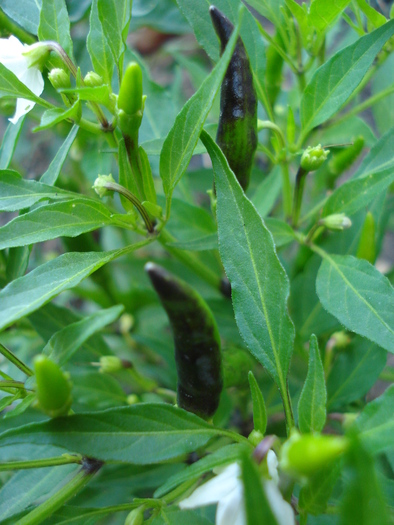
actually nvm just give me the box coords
[145,262,223,419]
[209,5,258,191]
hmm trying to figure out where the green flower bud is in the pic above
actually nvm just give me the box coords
[300,144,329,172]
[92,174,115,198]
[280,431,348,476]
[127,394,139,405]
[248,429,264,447]
[34,355,72,418]
[223,346,255,388]
[84,71,104,87]
[99,356,123,374]
[118,62,143,116]
[319,213,352,231]
[48,68,71,90]
[124,508,144,525]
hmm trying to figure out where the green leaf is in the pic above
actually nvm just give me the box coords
[355,0,387,29]
[327,337,387,410]
[323,127,394,217]
[339,442,389,525]
[298,334,327,433]
[72,370,128,410]
[248,371,267,435]
[0,241,151,331]
[87,0,114,85]
[38,0,73,58]
[265,218,296,248]
[354,385,394,455]
[60,86,110,104]
[309,0,352,32]
[316,254,394,353]
[0,0,41,35]
[40,125,79,185]
[246,0,286,33]
[159,12,241,215]
[152,509,212,525]
[166,234,218,252]
[251,167,282,219]
[300,19,394,133]
[201,130,295,398]
[0,117,25,170]
[241,452,279,525]
[299,462,341,515]
[0,465,78,522]
[0,170,71,212]
[0,64,52,107]
[0,404,222,463]
[0,199,116,249]
[97,0,132,74]
[43,305,124,366]
[6,245,31,282]
[155,443,247,497]
[33,102,81,132]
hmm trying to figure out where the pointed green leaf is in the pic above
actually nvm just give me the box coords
[0,404,222,463]
[0,0,41,35]
[0,170,71,212]
[316,254,394,353]
[0,240,151,331]
[248,371,267,435]
[43,305,124,366]
[87,0,114,85]
[160,12,241,215]
[201,131,295,398]
[38,0,73,58]
[0,64,52,107]
[33,102,80,132]
[298,334,327,433]
[40,125,79,186]
[309,0,352,32]
[0,199,116,249]
[354,385,394,455]
[301,19,394,133]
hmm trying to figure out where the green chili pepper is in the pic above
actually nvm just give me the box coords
[33,355,72,418]
[356,211,376,264]
[118,62,145,138]
[210,6,257,191]
[145,262,223,419]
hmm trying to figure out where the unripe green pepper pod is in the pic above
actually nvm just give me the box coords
[356,211,376,264]
[118,62,146,137]
[210,6,257,191]
[145,262,223,419]
[124,507,144,525]
[328,136,364,177]
[280,431,348,477]
[33,355,72,418]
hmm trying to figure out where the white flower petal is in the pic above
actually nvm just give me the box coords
[264,481,295,525]
[20,65,44,96]
[180,464,240,509]
[9,98,33,124]
[267,450,279,485]
[216,485,246,525]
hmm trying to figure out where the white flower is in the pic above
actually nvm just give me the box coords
[179,455,295,525]
[0,36,45,124]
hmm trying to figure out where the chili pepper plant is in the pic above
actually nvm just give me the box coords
[0,1,393,524]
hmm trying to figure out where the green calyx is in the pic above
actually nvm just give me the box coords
[300,144,329,172]
[280,431,348,477]
[33,355,72,418]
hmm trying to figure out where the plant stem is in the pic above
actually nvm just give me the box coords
[0,9,35,44]
[281,162,293,221]
[15,458,103,525]
[158,229,222,291]
[0,343,33,376]
[256,21,299,74]
[0,380,28,391]
[258,120,286,149]
[292,166,308,227]
[123,134,145,201]
[103,181,154,233]
[254,80,275,122]
[281,383,295,435]
[0,454,83,472]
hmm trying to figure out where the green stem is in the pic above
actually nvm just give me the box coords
[158,229,222,291]
[15,459,103,525]
[280,383,295,435]
[103,181,154,233]
[258,120,286,150]
[254,79,275,122]
[0,380,28,391]
[292,166,308,227]
[0,343,33,376]
[328,84,394,128]
[281,162,293,220]
[0,9,35,44]
[257,21,299,74]
[123,134,145,201]
[0,454,83,472]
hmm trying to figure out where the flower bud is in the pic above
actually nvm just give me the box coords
[300,144,329,172]
[319,213,352,231]
[99,356,123,374]
[118,62,143,116]
[127,394,139,405]
[280,431,348,477]
[34,355,72,418]
[124,508,144,525]
[84,71,104,87]
[248,429,264,447]
[92,174,115,198]
[48,68,71,90]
